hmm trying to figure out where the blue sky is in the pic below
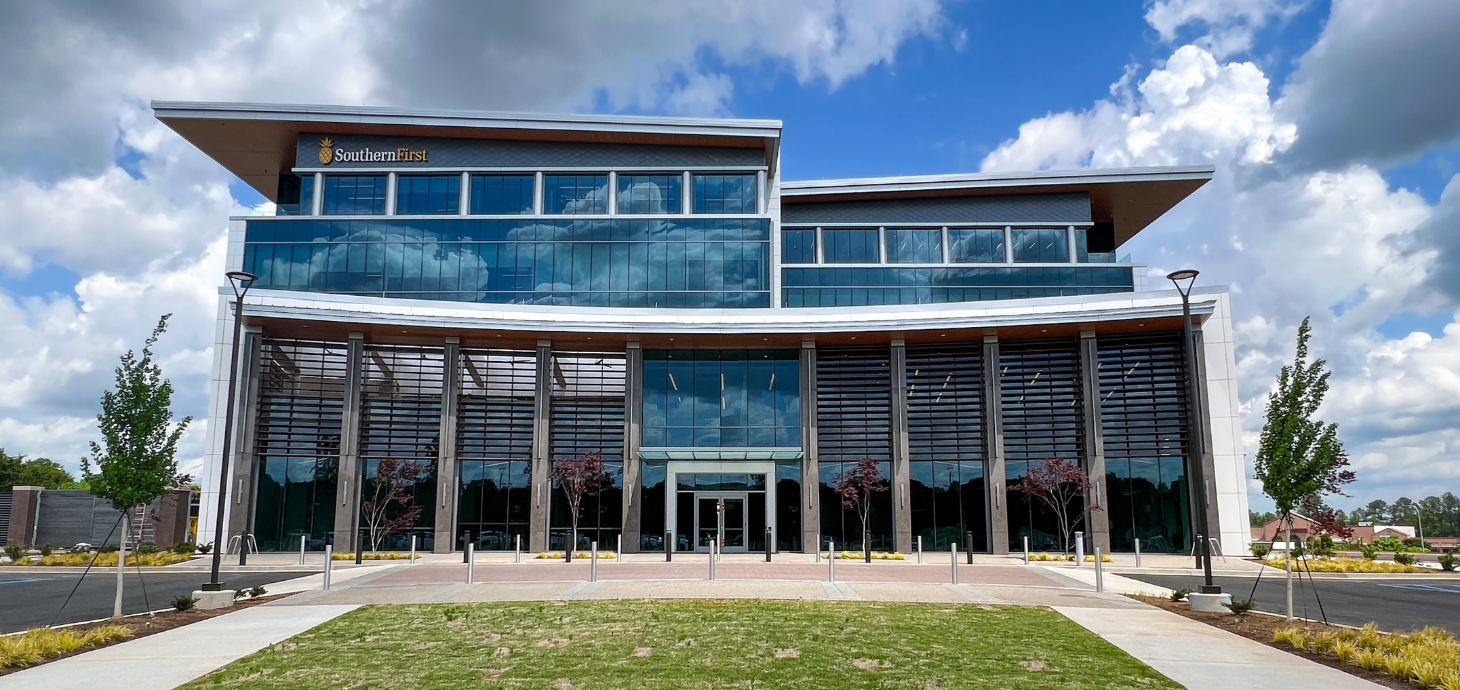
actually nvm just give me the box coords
[1,0,1459,518]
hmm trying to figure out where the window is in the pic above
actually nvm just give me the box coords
[1011,228,1070,263]
[543,175,608,214]
[885,229,942,263]
[948,229,1005,263]
[692,174,757,214]
[782,229,816,264]
[641,350,801,448]
[276,174,314,216]
[821,229,879,263]
[321,175,388,215]
[470,175,535,215]
[617,175,682,214]
[395,175,460,215]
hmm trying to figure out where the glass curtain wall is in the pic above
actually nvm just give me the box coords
[641,350,800,448]
[906,343,987,551]
[1000,339,1084,552]
[775,461,802,551]
[639,462,668,550]
[357,345,443,551]
[815,346,894,551]
[549,352,626,551]
[250,339,346,551]
[455,350,537,550]
[781,266,1134,307]
[1098,332,1193,553]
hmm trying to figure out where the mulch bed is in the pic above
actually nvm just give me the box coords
[0,593,289,677]
[1131,595,1419,690]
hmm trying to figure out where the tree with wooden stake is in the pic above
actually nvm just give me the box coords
[360,457,425,553]
[550,452,612,562]
[834,458,889,562]
[82,315,193,619]
[1253,317,1354,620]
[1011,457,1100,555]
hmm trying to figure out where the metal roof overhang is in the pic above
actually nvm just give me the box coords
[638,449,804,461]
[152,101,783,202]
[781,166,1215,247]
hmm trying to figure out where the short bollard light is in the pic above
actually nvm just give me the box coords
[966,531,974,565]
[462,530,470,564]
[1094,546,1105,593]
[916,535,923,564]
[1135,538,1143,568]
[515,534,522,564]
[466,544,475,584]
[765,527,773,562]
[322,545,333,591]
[951,543,959,584]
[591,541,598,583]
[1075,531,1085,567]
[708,540,716,581]
[299,534,307,566]
[616,535,623,563]
[1023,536,1030,565]
[665,530,673,562]
[828,540,836,583]
[409,535,417,564]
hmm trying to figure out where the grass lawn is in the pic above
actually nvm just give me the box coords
[183,600,1178,689]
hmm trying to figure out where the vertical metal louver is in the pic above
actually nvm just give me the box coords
[549,352,627,461]
[998,339,1084,461]
[815,346,892,462]
[906,344,984,461]
[359,345,445,461]
[1097,331,1192,552]
[456,350,537,462]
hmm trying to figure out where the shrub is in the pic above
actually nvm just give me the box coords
[197,543,213,554]
[1224,598,1257,615]
[233,589,248,600]
[1360,543,1380,560]
[173,595,198,611]
[1312,535,1336,558]
[249,585,267,598]
[1393,552,1416,566]
[331,551,408,560]
[1440,552,1458,572]
[135,545,160,555]
[169,542,197,555]
[98,544,119,553]
[0,625,131,669]
[38,544,53,557]
[1263,556,1425,573]
[1169,588,1190,602]
[1250,543,1271,558]
[3,545,23,562]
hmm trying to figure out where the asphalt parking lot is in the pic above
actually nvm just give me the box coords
[0,570,312,632]
[1123,572,1460,633]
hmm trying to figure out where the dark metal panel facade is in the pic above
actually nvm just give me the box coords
[781,193,1091,225]
[296,133,766,170]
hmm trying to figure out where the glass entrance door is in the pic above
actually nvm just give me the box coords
[695,493,747,552]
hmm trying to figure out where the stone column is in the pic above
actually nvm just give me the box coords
[227,328,263,541]
[621,342,644,552]
[529,340,553,552]
[982,335,1010,554]
[1079,331,1111,552]
[889,339,912,553]
[800,341,820,552]
[434,338,461,553]
[331,332,366,552]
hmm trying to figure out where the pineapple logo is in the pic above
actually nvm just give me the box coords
[318,138,334,165]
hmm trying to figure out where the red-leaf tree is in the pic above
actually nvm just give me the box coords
[361,458,425,552]
[834,458,889,562]
[550,452,612,560]
[1012,457,1100,554]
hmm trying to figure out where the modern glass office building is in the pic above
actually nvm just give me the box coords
[158,102,1249,557]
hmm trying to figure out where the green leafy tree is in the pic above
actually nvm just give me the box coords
[1253,317,1354,620]
[0,451,78,490]
[82,315,193,618]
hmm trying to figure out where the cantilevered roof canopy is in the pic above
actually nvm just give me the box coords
[782,166,1214,247]
[152,101,783,201]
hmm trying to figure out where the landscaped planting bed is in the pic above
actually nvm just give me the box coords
[182,600,1180,689]
[1262,557,1431,574]
[0,552,193,567]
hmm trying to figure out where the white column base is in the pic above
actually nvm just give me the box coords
[1187,592,1232,613]
[193,589,237,610]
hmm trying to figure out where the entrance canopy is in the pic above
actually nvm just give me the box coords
[638,448,803,461]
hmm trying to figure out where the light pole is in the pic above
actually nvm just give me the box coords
[1167,269,1219,595]
[202,271,257,592]
[1406,504,1426,552]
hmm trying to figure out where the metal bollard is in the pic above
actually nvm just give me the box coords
[1023,536,1030,565]
[1075,531,1085,567]
[591,541,598,583]
[665,530,673,562]
[466,544,475,584]
[766,527,773,562]
[951,544,958,584]
[617,535,623,563]
[966,531,974,565]
[410,535,417,564]
[1134,538,1142,568]
[708,540,716,581]
[463,530,470,564]
[322,545,333,591]
[1094,547,1104,593]
[916,536,923,564]
[515,534,521,564]
[300,534,307,566]
[828,540,835,583]
[814,533,821,563]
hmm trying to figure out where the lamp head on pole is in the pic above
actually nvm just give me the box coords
[1166,269,1199,298]
[225,271,258,299]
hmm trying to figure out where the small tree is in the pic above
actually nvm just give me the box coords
[550,452,611,561]
[360,458,425,552]
[834,458,888,562]
[1253,317,1354,619]
[83,315,192,618]
[1012,457,1099,555]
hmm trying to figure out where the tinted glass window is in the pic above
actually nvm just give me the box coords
[885,229,942,263]
[544,175,608,214]
[692,174,757,214]
[322,175,388,215]
[617,175,682,214]
[276,174,314,216]
[642,349,800,448]
[822,229,879,263]
[395,175,460,215]
[1011,228,1070,263]
[948,229,1005,263]
[782,229,816,264]
[470,175,534,215]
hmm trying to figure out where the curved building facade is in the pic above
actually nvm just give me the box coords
[159,102,1249,557]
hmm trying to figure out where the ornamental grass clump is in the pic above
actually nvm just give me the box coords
[0,625,132,668]
[2,551,190,567]
[1272,623,1460,689]
[1262,556,1425,573]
